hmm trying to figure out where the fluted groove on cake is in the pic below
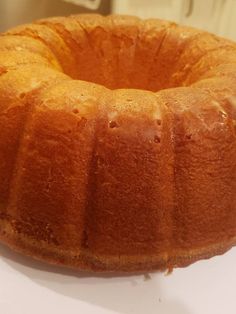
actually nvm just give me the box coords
[6,24,75,76]
[38,19,78,47]
[73,17,95,52]
[153,96,176,267]
[129,18,142,78]
[107,15,141,88]
[166,106,177,268]
[169,32,225,85]
[105,16,120,86]
[73,17,98,51]
[184,46,236,85]
[81,134,98,250]
[36,18,79,75]
[5,76,67,221]
[146,24,172,90]
[4,102,58,244]
[31,22,76,76]
[5,101,35,217]
[163,94,191,261]
[165,89,236,256]
[4,28,61,71]
[81,108,100,255]
[72,15,110,86]
[0,14,236,271]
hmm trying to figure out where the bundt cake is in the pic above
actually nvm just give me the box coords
[0,14,236,272]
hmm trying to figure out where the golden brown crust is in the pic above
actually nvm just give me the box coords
[1,217,236,272]
[0,50,58,72]
[0,65,69,221]
[131,18,172,90]
[158,87,236,250]
[0,14,236,273]
[6,23,77,78]
[0,35,61,70]
[170,32,236,86]
[147,23,201,91]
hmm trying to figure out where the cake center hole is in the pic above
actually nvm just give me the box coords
[65,24,195,92]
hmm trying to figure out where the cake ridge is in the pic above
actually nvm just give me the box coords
[0,14,235,272]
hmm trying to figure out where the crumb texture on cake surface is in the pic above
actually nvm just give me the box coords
[0,14,236,272]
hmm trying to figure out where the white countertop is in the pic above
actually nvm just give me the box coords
[0,243,236,314]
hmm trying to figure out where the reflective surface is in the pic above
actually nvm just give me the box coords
[0,243,236,314]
